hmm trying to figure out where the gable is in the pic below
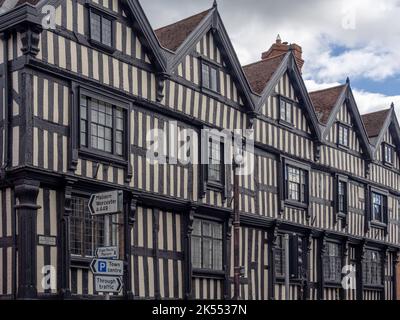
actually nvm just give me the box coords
[325,101,362,153]
[260,72,311,134]
[175,31,242,105]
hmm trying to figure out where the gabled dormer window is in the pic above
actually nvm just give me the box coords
[201,62,219,92]
[383,143,394,165]
[89,6,115,51]
[337,123,349,147]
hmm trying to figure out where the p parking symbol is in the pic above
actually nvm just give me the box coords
[98,261,107,273]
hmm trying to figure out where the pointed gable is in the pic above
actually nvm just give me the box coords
[243,53,286,95]
[362,109,391,141]
[155,9,211,52]
[309,85,346,124]
[154,5,255,110]
[314,82,372,158]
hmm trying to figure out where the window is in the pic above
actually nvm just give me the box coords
[372,192,387,223]
[70,196,121,257]
[274,234,286,278]
[280,99,293,124]
[323,242,342,283]
[191,219,223,271]
[338,124,349,147]
[208,137,223,184]
[338,181,347,214]
[80,94,125,157]
[90,9,113,48]
[363,250,382,286]
[285,165,308,204]
[383,143,394,165]
[201,62,218,92]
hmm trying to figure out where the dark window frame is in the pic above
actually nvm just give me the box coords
[78,87,130,166]
[336,176,348,218]
[87,4,116,52]
[279,96,294,125]
[283,159,310,209]
[191,217,225,273]
[204,132,226,192]
[382,142,394,166]
[70,194,123,260]
[274,234,287,279]
[200,59,220,93]
[323,241,342,284]
[362,249,383,287]
[337,123,350,148]
[371,191,387,225]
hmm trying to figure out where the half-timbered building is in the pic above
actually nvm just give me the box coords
[0,0,398,300]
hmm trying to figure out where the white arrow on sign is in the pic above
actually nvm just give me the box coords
[96,246,119,259]
[90,259,124,276]
[88,191,123,216]
[95,276,123,293]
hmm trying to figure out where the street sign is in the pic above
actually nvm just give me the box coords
[96,246,119,259]
[88,190,123,216]
[95,276,123,293]
[90,259,124,276]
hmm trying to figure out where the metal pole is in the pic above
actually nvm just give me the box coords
[104,214,110,301]
[233,163,240,300]
[285,234,290,300]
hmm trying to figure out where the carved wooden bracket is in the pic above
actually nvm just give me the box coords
[19,23,42,57]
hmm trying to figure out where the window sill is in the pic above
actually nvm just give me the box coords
[278,119,294,128]
[323,281,342,288]
[337,144,349,150]
[88,39,116,54]
[70,256,92,268]
[370,221,387,229]
[79,148,128,168]
[284,199,308,210]
[201,87,221,99]
[383,162,394,168]
[192,268,225,279]
[337,212,347,219]
[207,181,224,192]
[363,284,384,290]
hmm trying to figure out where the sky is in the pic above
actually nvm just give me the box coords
[141,0,400,116]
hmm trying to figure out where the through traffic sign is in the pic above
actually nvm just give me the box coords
[90,259,124,276]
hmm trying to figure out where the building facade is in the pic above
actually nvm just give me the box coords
[0,0,399,300]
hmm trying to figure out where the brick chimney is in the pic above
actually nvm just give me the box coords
[261,35,304,71]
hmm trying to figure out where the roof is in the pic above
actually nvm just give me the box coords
[361,109,391,138]
[242,54,286,95]
[154,9,211,51]
[309,85,346,124]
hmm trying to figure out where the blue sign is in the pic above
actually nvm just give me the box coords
[98,261,107,273]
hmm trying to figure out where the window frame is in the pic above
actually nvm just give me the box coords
[362,249,383,288]
[204,132,226,192]
[200,59,220,93]
[191,217,225,274]
[274,234,287,279]
[336,175,348,219]
[70,193,123,261]
[87,4,116,52]
[279,96,294,125]
[283,159,310,209]
[382,142,394,166]
[371,191,387,225]
[78,87,130,165]
[337,123,350,148]
[323,241,342,284]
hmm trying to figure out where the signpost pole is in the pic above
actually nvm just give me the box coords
[104,214,110,301]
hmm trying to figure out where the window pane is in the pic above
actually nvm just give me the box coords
[193,220,201,236]
[280,100,286,121]
[210,67,218,91]
[286,103,292,123]
[102,17,112,47]
[191,236,202,269]
[213,240,223,270]
[202,238,212,269]
[202,64,210,89]
[90,13,101,42]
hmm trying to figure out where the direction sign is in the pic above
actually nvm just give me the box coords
[88,191,123,216]
[96,246,119,259]
[90,259,124,276]
[95,276,123,293]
